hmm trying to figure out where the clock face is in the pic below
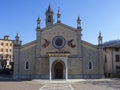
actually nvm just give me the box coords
[52,36,65,49]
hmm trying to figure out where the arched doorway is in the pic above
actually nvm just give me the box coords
[54,62,63,79]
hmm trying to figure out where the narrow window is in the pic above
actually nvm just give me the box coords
[6,49,8,52]
[25,61,29,70]
[115,48,119,52]
[1,49,3,52]
[88,61,93,70]
[10,43,12,46]
[105,55,107,63]
[104,48,106,52]
[116,55,120,62]
[6,43,8,46]
[1,43,4,46]
[10,49,12,52]
[116,66,120,73]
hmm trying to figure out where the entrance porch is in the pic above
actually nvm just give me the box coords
[48,51,70,80]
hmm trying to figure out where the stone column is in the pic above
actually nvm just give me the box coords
[49,59,52,80]
[65,58,68,80]
[13,46,20,79]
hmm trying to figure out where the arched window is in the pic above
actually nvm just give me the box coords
[88,61,93,70]
[48,15,51,22]
[24,61,30,70]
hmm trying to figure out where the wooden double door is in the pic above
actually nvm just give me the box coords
[54,62,63,79]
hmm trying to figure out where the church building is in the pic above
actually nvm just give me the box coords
[13,5,104,80]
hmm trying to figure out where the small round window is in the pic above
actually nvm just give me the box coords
[52,36,65,49]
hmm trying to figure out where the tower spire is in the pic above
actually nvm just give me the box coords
[14,33,22,46]
[77,16,81,29]
[48,3,51,12]
[37,16,41,29]
[15,33,19,41]
[57,7,61,23]
[45,5,54,27]
[76,16,82,39]
[98,31,103,45]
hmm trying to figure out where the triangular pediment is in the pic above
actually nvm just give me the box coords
[40,23,79,55]
[41,23,78,32]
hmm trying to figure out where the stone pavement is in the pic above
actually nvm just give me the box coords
[34,79,120,90]
[0,79,120,90]
[0,81,43,90]
[39,83,74,90]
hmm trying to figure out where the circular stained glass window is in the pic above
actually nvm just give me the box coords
[52,36,65,49]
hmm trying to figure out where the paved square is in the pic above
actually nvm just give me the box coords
[0,79,120,90]
[39,83,74,90]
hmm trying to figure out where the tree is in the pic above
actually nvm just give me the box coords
[1,58,7,70]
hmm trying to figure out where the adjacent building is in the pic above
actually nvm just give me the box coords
[0,35,13,70]
[104,40,120,77]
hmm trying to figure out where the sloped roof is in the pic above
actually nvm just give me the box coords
[21,40,36,48]
[103,40,120,48]
[82,40,98,48]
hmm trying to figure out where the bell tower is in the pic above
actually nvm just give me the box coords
[46,4,54,27]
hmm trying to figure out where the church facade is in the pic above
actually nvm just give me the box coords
[13,5,104,79]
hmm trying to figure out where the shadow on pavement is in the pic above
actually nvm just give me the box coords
[0,74,32,82]
[84,78,120,90]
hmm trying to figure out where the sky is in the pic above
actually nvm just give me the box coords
[0,0,120,44]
